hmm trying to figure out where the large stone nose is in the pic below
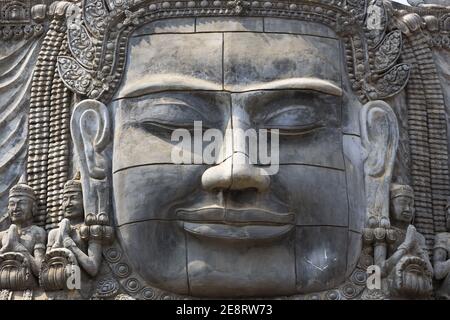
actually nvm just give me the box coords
[201,152,270,192]
[202,96,271,192]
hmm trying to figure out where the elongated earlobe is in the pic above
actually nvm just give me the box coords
[360,100,399,227]
[70,99,111,221]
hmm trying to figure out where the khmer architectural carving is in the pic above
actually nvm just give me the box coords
[0,0,449,299]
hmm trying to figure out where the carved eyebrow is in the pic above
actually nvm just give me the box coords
[114,75,342,99]
[115,74,222,99]
[228,78,342,96]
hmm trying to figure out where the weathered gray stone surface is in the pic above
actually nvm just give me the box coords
[0,0,448,300]
[196,17,263,32]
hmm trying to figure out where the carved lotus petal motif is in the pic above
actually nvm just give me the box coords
[365,63,410,100]
[83,0,108,38]
[57,56,95,96]
[68,23,96,70]
[373,30,402,72]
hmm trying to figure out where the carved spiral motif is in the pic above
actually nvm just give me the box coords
[325,290,341,300]
[351,269,367,286]
[114,262,131,278]
[125,278,141,293]
[104,247,122,263]
[96,278,120,298]
[340,283,359,299]
[141,287,157,300]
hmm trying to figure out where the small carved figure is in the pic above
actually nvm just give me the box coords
[380,184,433,298]
[45,173,104,280]
[388,183,416,249]
[432,200,450,299]
[0,181,46,290]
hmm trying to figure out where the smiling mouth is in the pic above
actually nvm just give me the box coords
[176,206,295,241]
[401,211,412,218]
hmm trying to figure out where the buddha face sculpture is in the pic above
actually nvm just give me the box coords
[7,183,35,226]
[72,17,398,297]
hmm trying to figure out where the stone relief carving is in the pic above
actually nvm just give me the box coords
[363,183,433,299]
[0,179,46,291]
[41,172,105,291]
[0,0,448,299]
[433,201,450,299]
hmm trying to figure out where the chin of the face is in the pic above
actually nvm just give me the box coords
[10,211,23,221]
[399,211,413,223]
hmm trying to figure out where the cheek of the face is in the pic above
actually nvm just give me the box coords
[272,166,350,292]
[10,198,33,222]
[113,164,205,295]
[63,193,84,218]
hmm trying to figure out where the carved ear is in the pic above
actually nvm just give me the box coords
[70,99,110,180]
[360,100,399,225]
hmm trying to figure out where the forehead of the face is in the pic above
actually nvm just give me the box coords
[63,191,82,198]
[9,195,32,203]
[113,17,343,99]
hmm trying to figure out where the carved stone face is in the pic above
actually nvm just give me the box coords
[62,191,84,221]
[8,195,34,225]
[109,18,366,297]
[390,194,415,225]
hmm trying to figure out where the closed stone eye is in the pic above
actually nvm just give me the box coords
[260,106,323,135]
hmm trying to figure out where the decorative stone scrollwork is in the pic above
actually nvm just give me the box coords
[0,1,44,40]
[67,23,96,70]
[54,0,411,102]
[365,64,411,100]
[83,0,108,38]
[227,0,250,15]
[57,56,95,96]
[372,30,403,72]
